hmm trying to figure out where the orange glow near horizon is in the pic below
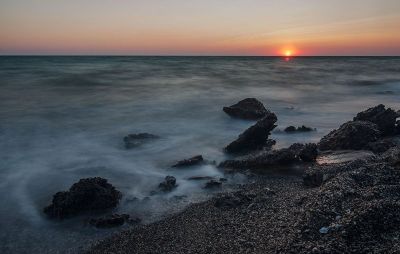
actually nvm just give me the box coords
[279,48,298,57]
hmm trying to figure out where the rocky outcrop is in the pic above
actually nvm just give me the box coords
[354,104,398,135]
[220,143,318,170]
[284,125,315,133]
[225,114,277,154]
[172,155,204,168]
[44,177,122,219]
[318,121,381,151]
[123,133,159,149]
[223,98,271,120]
[89,214,140,228]
[158,176,177,192]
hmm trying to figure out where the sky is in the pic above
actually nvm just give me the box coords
[1,0,400,56]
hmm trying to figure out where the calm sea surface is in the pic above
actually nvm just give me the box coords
[1,56,400,253]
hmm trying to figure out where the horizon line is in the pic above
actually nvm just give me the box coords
[1,54,400,57]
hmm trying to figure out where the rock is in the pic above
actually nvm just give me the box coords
[204,180,222,189]
[159,176,177,192]
[89,214,131,228]
[396,120,400,134]
[44,177,122,219]
[123,133,159,149]
[225,114,277,154]
[214,195,243,208]
[318,121,381,151]
[172,155,204,168]
[220,143,306,170]
[284,125,315,133]
[319,227,329,234]
[223,98,271,120]
[381,146,400,166]
[353,104,398,135]
[299,143,319,162]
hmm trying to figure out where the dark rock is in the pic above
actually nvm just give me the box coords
[89,214,130,228]
[353,104,398,135]
[204,180,222,189]
[220,143,305,170]
[284,125,315,133]
[381,146,400,166]
[396,120,400,134]
[172,155,204,168]
[223,98,271,120]
[318,121,381,151]
[299,143,319,162]
[44,177,122,219]
[158,176,177,192]
[123,133,159,149]
[225,114,277,154]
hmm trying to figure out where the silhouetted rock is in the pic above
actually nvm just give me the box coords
[284,125,315,133]
[299,143,318,162]
[204,180,222,189]
[159,176,177,192]
[172,155,204,168]
[354,104,398,135]
[318,121,381,151]
[225,114,277,154]
[123,133,159,149]
[89,214,132,228]
[220,143,313,170]
[223,98,271,120]
[44,177,122,219]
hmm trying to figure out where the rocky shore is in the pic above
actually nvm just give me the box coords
[43,100,400,253]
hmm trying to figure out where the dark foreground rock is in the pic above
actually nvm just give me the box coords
[220,143,318,170]
[284,125,315,133]
[89,214,140,228]
[172,155,204,167]
[225,114,277,154]
[354,104,398,135]
[223,98,271,120]
[318,120,381,151]
[123,133,159,149]
[44,177,122,219]
[158,176,177,192]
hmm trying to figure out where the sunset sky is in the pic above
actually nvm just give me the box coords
[1,0,400,56]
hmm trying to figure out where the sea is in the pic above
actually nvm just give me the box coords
[0,56,399,253]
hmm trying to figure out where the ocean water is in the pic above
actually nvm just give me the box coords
[0,56,399,253]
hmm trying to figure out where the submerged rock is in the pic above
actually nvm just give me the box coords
[223,98,271,120]
[44,177,122,219]
[187,176,214,181]
[225,114,277,154]
[158,176,177,192]
[318,121,381,151]
[354,104,398,136]
[220,143,317,170]
[123,133,159,149]
[172,155,204,168]
[89,214,136,228]
[284,125,315,133]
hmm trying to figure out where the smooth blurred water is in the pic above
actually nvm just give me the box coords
[0,56,399,253]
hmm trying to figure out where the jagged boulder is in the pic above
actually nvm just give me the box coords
[123,133,159,149]
[319,121,381,151]
[44,177,122,219]
[223,98,271,120]
[225,114,277,154]
[353,104,398,135]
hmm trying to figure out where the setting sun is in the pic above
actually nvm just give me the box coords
[285,50,292,57]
